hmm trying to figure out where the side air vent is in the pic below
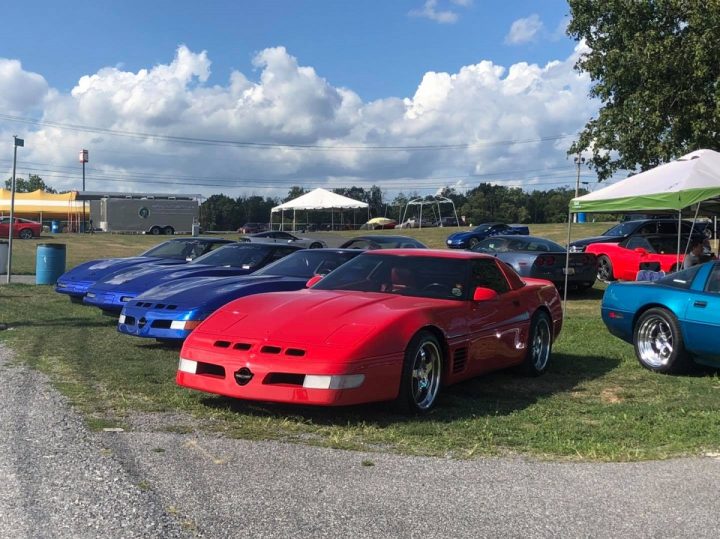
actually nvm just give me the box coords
[453,347,468,374]
[285,348,306,357]
[260,345,282,354]
[214,340,231,348]
[233,342,252,351]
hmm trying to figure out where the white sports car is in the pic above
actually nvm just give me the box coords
[240,231,327,248]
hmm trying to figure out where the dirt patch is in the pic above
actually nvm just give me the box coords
[600,387,624,404]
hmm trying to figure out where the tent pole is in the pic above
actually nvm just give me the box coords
[563,208,573,317]
[677,210,682,271]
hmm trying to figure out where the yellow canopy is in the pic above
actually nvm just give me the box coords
[0,189,87,220]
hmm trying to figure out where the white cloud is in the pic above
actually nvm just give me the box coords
[1,42,597,199]
[409,0,470,24]
[505,14,544,45]
[0,58,49,114]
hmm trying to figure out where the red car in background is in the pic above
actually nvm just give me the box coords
[586,234,700,281]
[0,217,42,239]
[177,249,563,413]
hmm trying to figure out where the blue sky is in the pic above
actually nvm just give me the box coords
[0,0,597,199]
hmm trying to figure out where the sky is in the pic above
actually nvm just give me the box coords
[0,0,602,201]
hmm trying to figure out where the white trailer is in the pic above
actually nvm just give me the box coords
[97,197,198,235]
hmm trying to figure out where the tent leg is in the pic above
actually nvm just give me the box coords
[677,211,682,271]
[563,209,573,319]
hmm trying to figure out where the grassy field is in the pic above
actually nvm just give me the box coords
[2,223,719,461]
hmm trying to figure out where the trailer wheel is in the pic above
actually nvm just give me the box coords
[149,226,161,235]
[163,226,174,235]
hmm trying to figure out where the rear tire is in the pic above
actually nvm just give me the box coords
[521,311,552,376]
[19,228,33,239]
[309,242,323,249]
[163,226,175,235]
[395,331,443,413]
[633,308,692,374]
[597,255,614,281]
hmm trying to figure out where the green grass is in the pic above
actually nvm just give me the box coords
[2,224,719,461]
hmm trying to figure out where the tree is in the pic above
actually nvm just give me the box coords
[567,1,720,180]
[4,174,57,193]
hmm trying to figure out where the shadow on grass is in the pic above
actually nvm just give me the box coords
[7,317,117,329]
[198,352,620,426]
[565,285,605,301]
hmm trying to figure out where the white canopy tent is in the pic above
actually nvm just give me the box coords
[400,196,460,229]
[563,149,720,305]
[271,188,369,231]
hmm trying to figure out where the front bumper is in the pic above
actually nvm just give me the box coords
[83,290,136,312]
[176,336,401,406]
[55,279,94,298]
[118,305,202,341]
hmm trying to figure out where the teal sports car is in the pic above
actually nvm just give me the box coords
[601,261,720,373]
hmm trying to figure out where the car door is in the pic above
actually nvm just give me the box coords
[465,259,529,374]
[682,263,720,359]
[0,217,9,236]
[616,237,653,280]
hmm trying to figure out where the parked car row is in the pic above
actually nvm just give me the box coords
[54,234,564,412]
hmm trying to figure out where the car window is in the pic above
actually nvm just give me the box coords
[658,264,702,289]
[626,237,652,251]
[705,264,720,293]
[656,222,678,234]
[469,259,510,294]
[637,223,657,234]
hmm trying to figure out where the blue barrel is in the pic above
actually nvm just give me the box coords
[51,220,60,233]
[577,212,587,223]
[36,243,66,285]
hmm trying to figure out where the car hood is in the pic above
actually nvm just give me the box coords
[58,256,184,282]
[447,231,474,240]
[193,289,456,349]
[134,274,306,306]
[90,263,257,294]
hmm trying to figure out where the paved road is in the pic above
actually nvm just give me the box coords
[1,342,720,538]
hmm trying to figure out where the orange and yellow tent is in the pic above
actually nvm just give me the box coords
[0,189,88,220]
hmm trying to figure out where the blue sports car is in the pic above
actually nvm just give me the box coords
[55,237,234,303]
[446,222,530,249]
[602,261,720,373]
[117,248,361,342]
[84,242,302,313]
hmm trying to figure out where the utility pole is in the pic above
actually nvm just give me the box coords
[573,154,585,223]
[79,149,88,232]
[6,136,24,283]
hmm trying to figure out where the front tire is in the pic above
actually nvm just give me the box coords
[633,308,691,374]
[521,311,552,376]
[467,237,479,249]
[149,226,161,235]
[395,331,443,413]
[309,242,323,249]
[597,255,614,281]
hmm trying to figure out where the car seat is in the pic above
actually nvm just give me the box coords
[388,267,416,292]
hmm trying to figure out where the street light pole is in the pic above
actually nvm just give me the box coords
[573,154,585,223]
[79,149,88,232]
[6,136,24,283]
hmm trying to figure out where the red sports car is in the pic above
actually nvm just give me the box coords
[586,234,696,281]
[0,216,42,239]
[177,249,563,412]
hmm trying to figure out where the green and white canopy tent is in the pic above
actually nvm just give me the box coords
[562,149,720,306]
[569,149,720,216]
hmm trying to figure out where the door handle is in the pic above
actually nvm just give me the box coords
[694,301,707,308]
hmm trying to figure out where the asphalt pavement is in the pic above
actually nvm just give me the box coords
[1,341,720,538]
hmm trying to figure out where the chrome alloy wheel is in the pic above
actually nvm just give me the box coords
[636,315,674,368]
[530,317,551,371]
[411,340,442,410]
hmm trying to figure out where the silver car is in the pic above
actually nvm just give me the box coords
[240,230,326,248]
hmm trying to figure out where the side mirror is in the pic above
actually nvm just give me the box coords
[306,275,323,288]
[473,287,498,301]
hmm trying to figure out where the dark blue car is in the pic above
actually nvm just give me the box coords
[54,237,235,303]
[83,242,301,313]
[602,261,720,373]
[446,222,530,249]
[117,248,361,342]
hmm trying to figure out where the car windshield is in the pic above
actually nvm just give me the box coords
[312,254,470,300]
[190,243,272,268]
[603,222,639,236]
[475,237,564,253]
[254,251,358,278]
[141,240,210,259]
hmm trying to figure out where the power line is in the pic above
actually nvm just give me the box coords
[0,113,576,152]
